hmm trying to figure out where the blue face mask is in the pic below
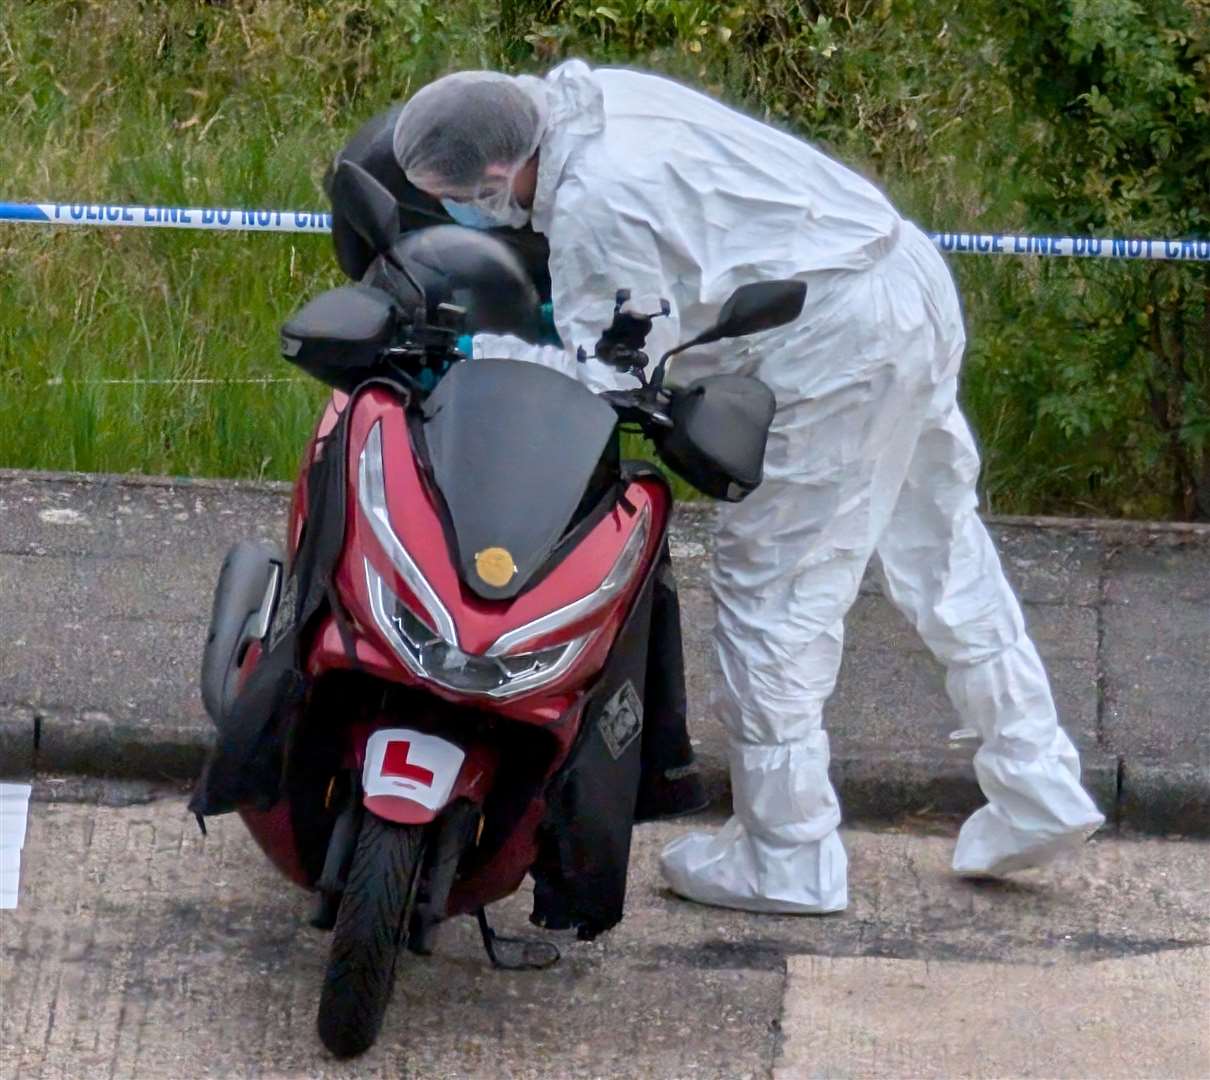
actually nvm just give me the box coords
[440,198,500,230]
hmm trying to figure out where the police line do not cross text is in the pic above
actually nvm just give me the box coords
[1,201,1207,260]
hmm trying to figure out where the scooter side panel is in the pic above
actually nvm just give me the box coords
[238,800,312,888]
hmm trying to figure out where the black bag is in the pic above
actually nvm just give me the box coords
[525,461,708,938]
[529,552,656,940]
[189,385,372,817]
[655,374,776,501]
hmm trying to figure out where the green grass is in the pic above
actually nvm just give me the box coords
[0,0,489,480]
[0,2,683,491]
[2,226,326,478]
[2,0,1204,517]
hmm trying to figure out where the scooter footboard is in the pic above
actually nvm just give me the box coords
[359,728,498,825]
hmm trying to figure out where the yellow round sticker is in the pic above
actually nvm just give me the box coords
[475,547,517,588]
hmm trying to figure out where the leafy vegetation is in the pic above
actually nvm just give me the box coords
[1,0,1207,517]
[988,0,1210,517]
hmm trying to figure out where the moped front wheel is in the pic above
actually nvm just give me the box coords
[316,814,426,1058]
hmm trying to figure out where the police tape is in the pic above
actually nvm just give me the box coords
[927,231,1210,262]
[0,201,332,233]
[3,200,1209,261]
[43,375,302,386]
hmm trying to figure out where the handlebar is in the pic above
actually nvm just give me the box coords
[373,278,674,432]
[599,387,674,435]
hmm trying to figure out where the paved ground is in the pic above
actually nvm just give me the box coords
[777,949,1209,1079]
[2,469,1208,833]
[1,783,1207,1079]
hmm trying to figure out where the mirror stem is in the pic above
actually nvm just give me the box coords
[651,331,718,388]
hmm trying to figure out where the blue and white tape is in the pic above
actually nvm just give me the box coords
[2,201,1208,261]
[0,201,332,233]
[928,231,1210,262]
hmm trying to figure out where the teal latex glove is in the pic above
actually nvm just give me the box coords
[538,302,561,346]
[456,333,474,356]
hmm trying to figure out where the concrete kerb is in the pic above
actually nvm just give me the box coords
[1118,761,1210,837]
[5,466,1210,535]
[1,467,1208,837]
[0,466,294,496]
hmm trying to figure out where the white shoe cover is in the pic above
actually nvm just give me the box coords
[952,744,1106,879]
[659,817,848,914]
[953,807,1108,875]
[952,804,1104,878]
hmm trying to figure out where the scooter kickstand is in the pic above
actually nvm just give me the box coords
[475,908,561,971]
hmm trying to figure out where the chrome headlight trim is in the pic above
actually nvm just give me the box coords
[357,420,459,646]
[485,501,652,658]
[365,560,429,682]
[366,560,592,700]
[485,633,592,699]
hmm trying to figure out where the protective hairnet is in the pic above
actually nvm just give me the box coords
[392,71,547,201]
[471,60,1105,912]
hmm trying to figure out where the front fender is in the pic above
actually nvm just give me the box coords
[360,728,497,825]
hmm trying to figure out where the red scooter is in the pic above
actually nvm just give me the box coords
[193,162,803,1057]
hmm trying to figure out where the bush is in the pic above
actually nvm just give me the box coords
[500,0,1210,519]
[984,0,1210,518]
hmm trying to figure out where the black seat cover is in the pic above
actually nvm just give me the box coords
[325,105,552,300]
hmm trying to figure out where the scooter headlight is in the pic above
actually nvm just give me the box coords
[365,561,591,699]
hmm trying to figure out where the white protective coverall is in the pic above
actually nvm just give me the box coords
[394,60,1106,912]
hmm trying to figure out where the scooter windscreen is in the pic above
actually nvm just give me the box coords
[415,358,619,601]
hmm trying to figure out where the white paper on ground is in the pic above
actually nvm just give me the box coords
[0,782,33,910]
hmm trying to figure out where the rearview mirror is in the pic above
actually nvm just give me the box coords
[651,278,807,387]
[330,160,401,255]
[712,280,807,340]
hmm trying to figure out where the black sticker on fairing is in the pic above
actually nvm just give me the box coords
[599,680,643,760]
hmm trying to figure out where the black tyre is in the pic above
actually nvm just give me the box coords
[316,814,426,1058]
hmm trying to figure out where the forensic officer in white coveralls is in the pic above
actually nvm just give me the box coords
[388,59,1106,913]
